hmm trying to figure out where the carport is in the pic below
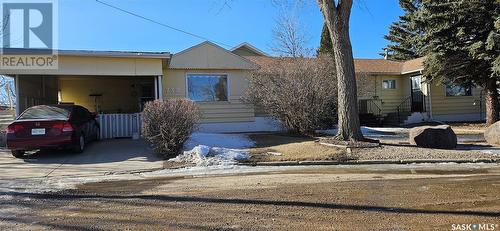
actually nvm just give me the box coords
[0,50,170,139]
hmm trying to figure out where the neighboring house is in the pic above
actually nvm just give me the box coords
[249,55,485,126]
[0,41,485,138]
[351,57,484,125]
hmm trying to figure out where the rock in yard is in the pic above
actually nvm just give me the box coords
[409,125,457,149]
[484,121,500,146]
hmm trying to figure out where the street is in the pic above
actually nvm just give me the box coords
[0,163,499,230]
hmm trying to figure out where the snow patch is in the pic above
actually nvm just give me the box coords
[318,126,409,137]
[169,132,255,167]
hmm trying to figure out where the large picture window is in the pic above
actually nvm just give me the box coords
[187,74,228,102]
[445,83,472,97]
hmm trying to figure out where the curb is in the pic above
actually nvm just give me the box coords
[104,167,164,175]
[239,158,500,166]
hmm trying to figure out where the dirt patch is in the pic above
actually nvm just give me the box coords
[163,161,195,169]
[319,137,380,148]
[248,133,346,162]
[75,176,189,194]
[247,133,499,163]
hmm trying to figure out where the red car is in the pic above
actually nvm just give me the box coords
[6,105,100,158]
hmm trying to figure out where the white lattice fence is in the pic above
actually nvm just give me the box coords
[97,113,142,139]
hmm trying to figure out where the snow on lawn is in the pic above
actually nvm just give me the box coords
[168,132,255,167]
[318,126,409,137]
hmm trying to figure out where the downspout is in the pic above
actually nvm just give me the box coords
[426,73,433,121]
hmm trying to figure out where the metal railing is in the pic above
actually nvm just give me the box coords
[358,99,382,117]
[396,93,427,124]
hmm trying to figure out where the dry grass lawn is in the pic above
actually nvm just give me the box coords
[449,122,487,135]
[248,133,346,162]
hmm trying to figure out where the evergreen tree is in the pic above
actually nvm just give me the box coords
[382,0,423,60]
[317,23,334,56]
[420,0,500,124]
[490,16,500,75]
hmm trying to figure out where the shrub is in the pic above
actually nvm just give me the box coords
[142,99,202,158]
[244,55,337,135]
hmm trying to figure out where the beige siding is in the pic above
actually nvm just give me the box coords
[163,69,255,123]
[430,83,482,116]
[375,75,410,115]
[1,56,163,76]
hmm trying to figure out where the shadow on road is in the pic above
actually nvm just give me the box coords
[2,191,499,218]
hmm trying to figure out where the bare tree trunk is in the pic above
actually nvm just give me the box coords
[6,83,13,110]
[317,0,363,141]
[485,78,499,125]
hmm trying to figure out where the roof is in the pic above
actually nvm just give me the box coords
[231,42,268,57]
[354,59,404,75]
[401,57,425,74]
[2,48,171,59]
[169,41,259,70]
[247,56,424,75]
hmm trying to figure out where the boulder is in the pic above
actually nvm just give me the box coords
[484,121,500,146]
[409,125,457,149]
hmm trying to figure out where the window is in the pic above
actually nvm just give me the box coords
[445,83,472,97]
[187,74,228,102]
[19,105,70,120]
[382,80,396,89]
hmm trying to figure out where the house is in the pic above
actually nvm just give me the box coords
[352,57,484,125]
[0,41,484,138]
[248,54,485,126]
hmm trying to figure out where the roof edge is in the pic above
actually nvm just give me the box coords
[231,42,269,56]
[2,48,171,59]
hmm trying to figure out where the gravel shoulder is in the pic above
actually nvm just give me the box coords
[352,143,499,160]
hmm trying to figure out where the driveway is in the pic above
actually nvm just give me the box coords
[0,139,162,180]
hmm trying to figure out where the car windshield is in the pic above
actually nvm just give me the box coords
[18,106,70,120]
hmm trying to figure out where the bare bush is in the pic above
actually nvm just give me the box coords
[142,99,202,158]
[244,55,337,135]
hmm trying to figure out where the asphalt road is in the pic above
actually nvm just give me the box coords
[1,164,499,230]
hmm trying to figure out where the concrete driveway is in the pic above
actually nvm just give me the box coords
[0,139,163,180]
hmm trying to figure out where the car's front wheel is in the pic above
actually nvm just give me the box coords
[73,134,85,153]
[11,150,25,158]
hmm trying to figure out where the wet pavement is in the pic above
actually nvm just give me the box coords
[0,163,499,230]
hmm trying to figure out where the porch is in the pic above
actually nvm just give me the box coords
[358,74,431,126]
[0,50,170,139]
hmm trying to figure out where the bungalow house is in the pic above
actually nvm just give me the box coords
[247,52,485,126]
[0,41,484,137]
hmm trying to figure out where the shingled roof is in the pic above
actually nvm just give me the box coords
[246,56,424,75]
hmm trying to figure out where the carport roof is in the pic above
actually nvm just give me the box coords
[2,48,171,59]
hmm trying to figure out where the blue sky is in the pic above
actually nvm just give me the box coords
[58,0,403,58]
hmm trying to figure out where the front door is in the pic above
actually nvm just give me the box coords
[410,75,424,112]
